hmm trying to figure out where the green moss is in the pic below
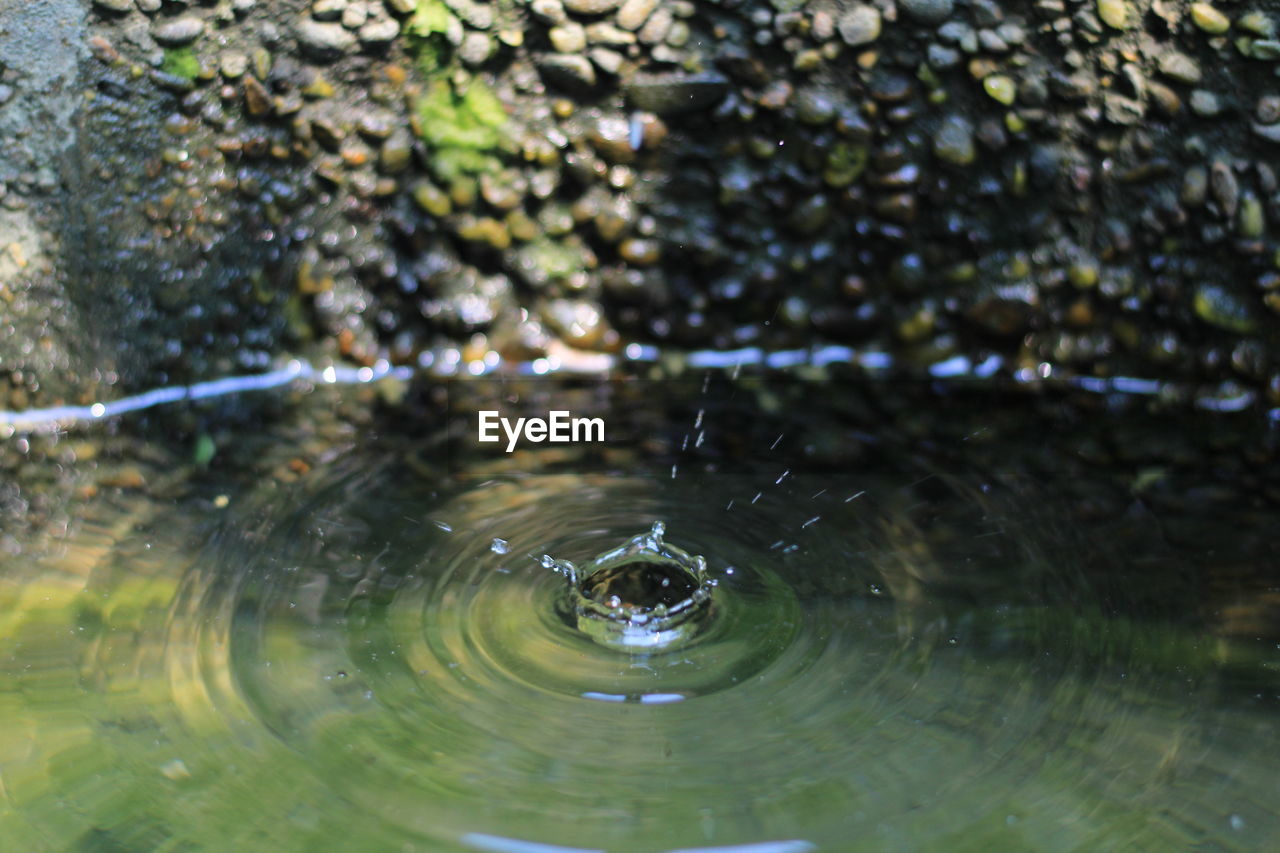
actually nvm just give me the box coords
[160,47,201,81]
[407,0,457,73]
[414,79,510,182]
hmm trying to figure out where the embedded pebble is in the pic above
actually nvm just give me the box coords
[550,23,587,54]
[458,31,494,65]
[625,72,729,115]
[296,19,358,60]
[563,0,623,14]
[539,54,598,90]
[93,0,134,12]
[837,5,882,46]
[933,114,976,165]
[313,0,347,21]
[1190,3,1231,35]
[531,0,568,25]
[616,0,658,31]
[983,75,1016,105]
[1097,0,1130,30]
[898,0,954,25]
[359,18,399,46]
[1158,52,1202,85]
[154,17,205,46]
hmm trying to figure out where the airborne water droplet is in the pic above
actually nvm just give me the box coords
[490,538,509,554]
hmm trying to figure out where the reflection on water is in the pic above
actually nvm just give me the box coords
[1,377,1278,852]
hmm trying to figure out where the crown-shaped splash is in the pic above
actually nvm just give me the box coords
[542,522,715,650]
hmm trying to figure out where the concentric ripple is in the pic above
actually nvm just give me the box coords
[2,444,1277,852]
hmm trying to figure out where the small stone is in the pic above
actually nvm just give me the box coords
[296,19,358,60]
[1210,160,1239,218]
[793,88,838,125]
[1157,52,1201,85]
[1194,284,1257,333]
[342,3,368,29]
[243,74,272,116]
[380,129,413,173]
[136,0,162,13]
[927,44,961,69]
[1238,12,1275,37]
[550,23,587,53]
[933,114,975,165]
[1189,90,1221,117]
[1181,165,1208,206]
[1097,0,1130,30]
[1190,4,1230,35]
[539,54,598,91]
[616,0,657,31]
[93,0,134,12]
[458,31,493,65]
[312,0,347,21]
[414,181,452,217]
[359,18,400,46]
[563,0,622,14]
[837,5,881,46]
[585,22,635,45]
[154,17,205,46]
[625,72,729,115]
[220,51,248,78]
[637,8,673,45]
[1238,193,1265,238]
[1252,40,1280,60]
[531,0,567,25]
[899,0,954,25]
[983,74,1016,105]
[385,0,415,14]
[1257,95,1280,125]
[588,48,624,75]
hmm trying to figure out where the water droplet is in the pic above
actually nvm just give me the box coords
[490,538,509,554]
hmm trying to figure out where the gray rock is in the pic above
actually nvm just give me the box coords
[384,0,415,14]
[153,17,205,46]
[550,23,587,53]
[933,114,975,165]
[458,31,494,66]
[358,17,400,46]
[837,6,881,46]
[1157,51,1201,85]
[530,0,567,25]
[899,0,955,25]
[312,0,347,21]
[136,0,162,13]
[539,54,598,91]
[92,0,133,12]
[625,71,730,115]
[563,0,622,14]
[927,44,961,68]
[1189,90,1222,117]
[617,0,658,31]
[296,18,358,59]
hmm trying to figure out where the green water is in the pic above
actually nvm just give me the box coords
[1,377,1277,852]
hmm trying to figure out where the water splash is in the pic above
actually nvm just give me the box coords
[543,522,715,651]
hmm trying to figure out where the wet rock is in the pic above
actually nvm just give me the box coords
[617,0,656,31]
[1256,96,1280,125]
[153,17,205,46]
[385,0,415,13]
[794,88,838,125]
[1097,0,1130,30]
[625,72,729,116]
[899,0,954,25]
[136,0,162,12]
[1210,160,1239,218]
[243,74,272,116]
[983,75,1016,105]
[358,18,400,46]
[539,54,598,91]
[1158,52,1202,85]
[550,23,587,54]
[531,0,567,25]
[458,31,493,65]
[313,0,347,21]
[933,114,975,165]
[563,0,622,14]
[837,5,881,46]
[637,7,672,45]
[296,18,358,61]
[93,0,133,12]
[1194,284,1257,333]
[1190,3,1231,34]
[1189,90,1221,117]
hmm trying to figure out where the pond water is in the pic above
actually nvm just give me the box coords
[1,372,1277,852]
